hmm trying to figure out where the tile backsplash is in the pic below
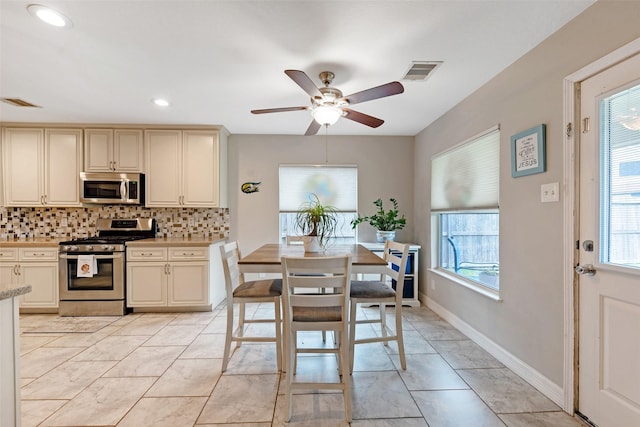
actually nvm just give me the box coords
[0,206,229,240]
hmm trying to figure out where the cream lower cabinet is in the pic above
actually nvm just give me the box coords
[0,248,59,310]
[2,128,82,207]
[126,246,209,308]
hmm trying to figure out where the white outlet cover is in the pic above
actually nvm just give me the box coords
[541,182,560,202]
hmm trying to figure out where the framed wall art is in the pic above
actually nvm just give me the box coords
[511,124,546,177]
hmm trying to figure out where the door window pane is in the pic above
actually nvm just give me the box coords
[600,83,640,268]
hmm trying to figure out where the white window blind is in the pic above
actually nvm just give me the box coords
[600,83,640,266]
[431,127,500,211]
[279,165,358,212]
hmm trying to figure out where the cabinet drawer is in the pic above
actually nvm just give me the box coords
[127,247,167,261]
[0,248,19,261]
[19,248,58,261]
[168,247,209,261]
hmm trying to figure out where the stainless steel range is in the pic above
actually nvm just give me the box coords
[58,218,156,316]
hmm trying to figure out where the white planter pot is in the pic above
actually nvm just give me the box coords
[302,236,321,253]
[376,230,396,243]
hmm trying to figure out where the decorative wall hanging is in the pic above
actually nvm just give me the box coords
[241,182,261,194]
[511,124,546,177]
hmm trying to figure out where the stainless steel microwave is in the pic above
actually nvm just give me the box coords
[80,172,144,205]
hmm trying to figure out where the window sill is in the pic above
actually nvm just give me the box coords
[429,268,502,301]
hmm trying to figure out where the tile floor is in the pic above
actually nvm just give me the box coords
[18,304,586,427]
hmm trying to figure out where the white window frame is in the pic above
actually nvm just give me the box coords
[429,126,501,300]
[278,164,358,244]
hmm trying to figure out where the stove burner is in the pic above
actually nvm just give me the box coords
[59,218,156,253]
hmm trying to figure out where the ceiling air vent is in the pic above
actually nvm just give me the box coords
[402,61,442,81]
[1,98,41,108]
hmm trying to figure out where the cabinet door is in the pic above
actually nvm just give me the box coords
[114,130,144,172]
[182,131,219,207]
[45,129,82,206]
[0,264,18,286]
[19,263,58,308]
[168,262,209,306]
[2,128,43,206]
[126,262,167,307]
[145,130,182,207]
[84,129,114,172]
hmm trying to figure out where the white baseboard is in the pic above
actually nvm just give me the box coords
[424,296,566,409]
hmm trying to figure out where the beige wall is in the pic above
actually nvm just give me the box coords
[415,0,640,388]
[227,134,414,254]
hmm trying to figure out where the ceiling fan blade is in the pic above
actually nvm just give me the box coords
[342,81,404,105]
[285,70,322,98]
[251,106,308,114]
[304,120,322,136]
[343,108,384,128]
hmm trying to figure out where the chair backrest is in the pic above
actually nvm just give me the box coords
[219,241,244,295]
[285,235,305,245]
[281,255,352,322]
[382,240,410,302]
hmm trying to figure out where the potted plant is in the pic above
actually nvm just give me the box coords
[294,194,339,252]
[351,198,406,242]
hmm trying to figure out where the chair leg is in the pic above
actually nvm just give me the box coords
[349,300,357,373]
[339,324,352,422]
[222,300,234,372]
[238,302,246,340]
[286,327,295,421]
[379,303,389,345]
[395,306,407,370]
[274,298,282,372]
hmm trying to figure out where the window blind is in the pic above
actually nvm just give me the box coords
[600,83,640,266]
[279,165,358,212]
[431,127,500,211]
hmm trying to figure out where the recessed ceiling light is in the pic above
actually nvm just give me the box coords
[27,4,72,28]
[152,98,170,107]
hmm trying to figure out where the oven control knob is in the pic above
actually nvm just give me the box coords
[62,245,71,251]
[85,245,93,251]
[104,245,116,251]
[70,245,79,252]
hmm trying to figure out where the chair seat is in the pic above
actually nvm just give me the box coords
[350,280,395,299]
[292,306,341,322]
[233,278,282,298]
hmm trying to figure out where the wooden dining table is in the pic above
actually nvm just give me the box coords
[238,243,388,275]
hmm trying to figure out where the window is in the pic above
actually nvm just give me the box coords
[279,165,357,244]
[600,83,640,269]
[431,127,500,293]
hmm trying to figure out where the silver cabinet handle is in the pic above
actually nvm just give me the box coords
[575,264,596,276]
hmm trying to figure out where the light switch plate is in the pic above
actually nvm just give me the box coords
[541,182,559,202]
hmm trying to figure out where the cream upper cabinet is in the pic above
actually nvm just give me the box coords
[145,129,227,207]
[84,129,144,172]
[2,128,82,207]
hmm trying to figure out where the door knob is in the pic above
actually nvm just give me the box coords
[575,264,596,276]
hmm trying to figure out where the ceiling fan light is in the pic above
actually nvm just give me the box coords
[311,106,342,126]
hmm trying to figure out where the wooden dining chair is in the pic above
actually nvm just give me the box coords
[286,234,328,342]
[349,240,410,371]
[281,255,353,422]
[219,241,282,372]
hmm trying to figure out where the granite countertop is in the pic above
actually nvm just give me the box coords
[126,236,226,247]
[0,283,32,301]
[0,238,62,247]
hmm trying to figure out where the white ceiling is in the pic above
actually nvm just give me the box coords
[0,0,595,136]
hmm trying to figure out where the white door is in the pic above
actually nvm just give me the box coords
[578,52,640,427]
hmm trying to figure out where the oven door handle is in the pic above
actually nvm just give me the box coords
[59,254,122,260]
